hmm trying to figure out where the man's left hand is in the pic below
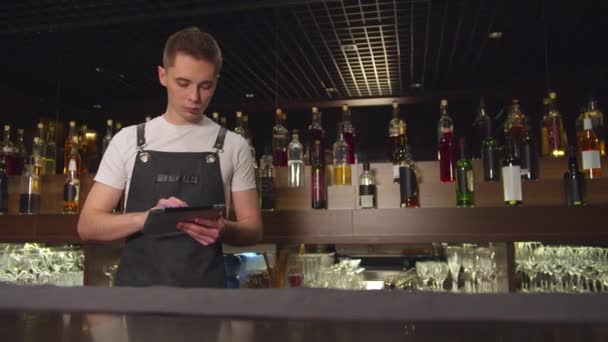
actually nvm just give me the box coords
[177,215,225,246]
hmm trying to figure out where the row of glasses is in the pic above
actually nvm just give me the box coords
[415,261,449,291]
[0,243,84,285]
[445,244,500,293]
[515,242,608,293]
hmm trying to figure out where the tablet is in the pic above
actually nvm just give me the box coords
[142,204,225,238]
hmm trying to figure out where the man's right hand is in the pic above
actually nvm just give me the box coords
[152,196,189,210]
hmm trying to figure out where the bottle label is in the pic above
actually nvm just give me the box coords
[502,166,522,201]
[64,183,79,202]
[582,150,601,170]
[457,169,474,193]
[399,166,418,200]
[312,168,326,202]
[359,194,375,209]
[392,165,399,181]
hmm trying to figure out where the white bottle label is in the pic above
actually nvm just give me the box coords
[392,165,399,181]
[582,150,601,170]
[502,165,522,202]
[360,195,374,208]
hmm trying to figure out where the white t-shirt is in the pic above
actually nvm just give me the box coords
[95,114,256,213]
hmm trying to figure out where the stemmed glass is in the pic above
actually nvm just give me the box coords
[461,247,478,293]
[415,261,431,291]
[445,246,463,292]
[102,264,119,287]
[431,262,449,291]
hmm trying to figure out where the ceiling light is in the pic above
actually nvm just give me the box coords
[410,83,423,88]
[95,67,104,72]
[245,93,254,98]
[488,32,503,39]
[325,87,337,93]
[341,44,358,52]
[92,104,102,109]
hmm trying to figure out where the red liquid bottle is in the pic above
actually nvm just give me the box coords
[272,108,288,167]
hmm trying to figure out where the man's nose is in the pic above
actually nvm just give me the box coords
[187,86,201,103]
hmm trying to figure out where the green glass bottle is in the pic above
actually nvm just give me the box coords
[456,137,474,207]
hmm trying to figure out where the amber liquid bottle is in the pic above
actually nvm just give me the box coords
[333,132,352,185]
[62,159,80,214]
[578,114,602,179]
[63,121,78,174]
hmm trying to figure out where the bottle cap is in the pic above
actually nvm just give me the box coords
[37,122,44,129]
[342,104,349,111]
[392,101,398,109]
[3,125,9,131]
[69,121,76,127]
[583,117,593,130]
[236,111,242,118]
[107,119,113,126]
[68,159,77,172]
[440,99,448,107]
[275,108,282,115]
[312,107,318,113]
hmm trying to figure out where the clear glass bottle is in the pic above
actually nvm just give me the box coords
[0,159,7,214]
[102,119,114,156]
[438,99,456,183]
[35,122,47,176]
[308,107,325,166]
[578,113,602,179]
[340,104,356,164]
[311,140,327,209]
[234,111,246,137]
[67,136,82,178]
[546,92,568,157]
[456,137,474,207]
[504,100,527,146]
[62,159,80,214]
[1,125,18,175]
[19,163,41,215]
[79,124,89,175]
[45,124,57,175]
[564,146,586,206]
[358,161,376,209]
[502,137,523,207]
[63,121,77,174]
[15,128,27,175]
[540,97,550,157]
[287,130,304,188]
[31,136,46,177]
[388,101,402,161]
[399,144,419,208]
[333,131,351,185]
[392,120,407,183]
[471,98,491,159]
[272,108,288,167]
[260,147,275,210]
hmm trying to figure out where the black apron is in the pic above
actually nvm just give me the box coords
[115,123,227,288]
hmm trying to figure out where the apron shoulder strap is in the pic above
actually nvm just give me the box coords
[136,123,146,148]
[213,127,227,153]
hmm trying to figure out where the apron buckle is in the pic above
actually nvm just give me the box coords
[206,154,217,164]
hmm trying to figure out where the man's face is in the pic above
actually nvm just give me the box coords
[158,52,218,124]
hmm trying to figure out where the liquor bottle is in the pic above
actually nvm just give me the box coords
[234,111,246,137]
[219,116,227,128]
[272,108,288,167]
[1,125,19,175]
[62,159,80,214]
[333,130,351,185]
[340,104,356,164]
[577,99,606,157]
[45,124,57,175]
[102,119,114,156]
[540,97,550,157]
[259,147,275,210]
[308,107,325,165]
[392,120,407,183]
[15,128,27,175]
[67,136,82,178]
[115,122,123,133]
[287,130,304,188]
[578,112,602,179]
[504,100,526,146]
[438,99,456,182]
[31,136,46,177]
[19,163,41,215]
[79,124,89,174]
[546,92,568,157]
[502,137,523,207]
[471,98,491,159]
[520,118,539,180]
[311,140,327,209]
[0,159,7,214]
[481,119,500,182]
[564,146,586,206]
[63,121,78,174]
[388,101,402,160]
[399,144,419,208]
[456,137,474,207]
[211,112,220,123]
[359,161,377,209]
[144,116,152,122]
[35,122,48,175]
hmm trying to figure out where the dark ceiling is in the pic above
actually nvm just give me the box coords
[1,0,607,115]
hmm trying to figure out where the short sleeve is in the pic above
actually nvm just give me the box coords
[230,136,256,192]
[94,130,129,190]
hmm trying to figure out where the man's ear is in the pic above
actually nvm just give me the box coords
[158,65,167,87]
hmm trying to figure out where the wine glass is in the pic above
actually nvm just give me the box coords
[102,264,119,287]
[445,246,463,292]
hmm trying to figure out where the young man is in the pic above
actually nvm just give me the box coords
[78,27,262,288]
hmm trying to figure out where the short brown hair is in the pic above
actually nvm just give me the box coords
[162,27,223,74]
